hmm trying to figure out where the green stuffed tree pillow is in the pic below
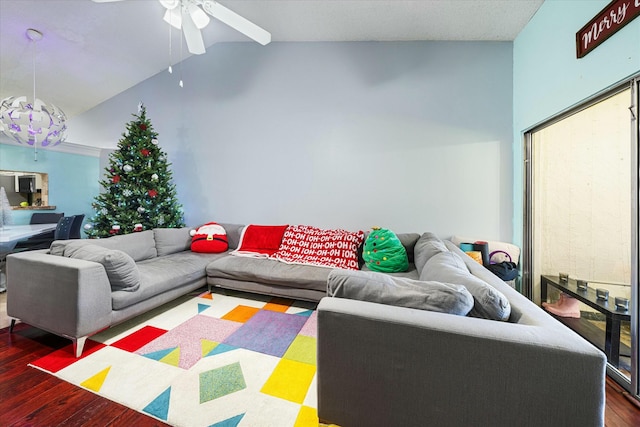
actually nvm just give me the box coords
[363,227,409,273]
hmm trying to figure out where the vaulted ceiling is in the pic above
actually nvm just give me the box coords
[0,0,543,118]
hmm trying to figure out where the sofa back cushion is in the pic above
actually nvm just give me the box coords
[413,232,449,275]
[154,227,194,257]
[64,244,140,292]
[50,230,157,262]
[219,223,245,250]
[420,250,511,321]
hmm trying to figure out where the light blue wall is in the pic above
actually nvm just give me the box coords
[68,41,514,239]
[513,0,640,245]
[0,142,100,226]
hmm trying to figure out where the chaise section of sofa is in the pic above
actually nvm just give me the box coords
[316,241,607,427]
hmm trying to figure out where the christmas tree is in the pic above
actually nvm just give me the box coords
[85,104,184,238]
[0,187,13,228]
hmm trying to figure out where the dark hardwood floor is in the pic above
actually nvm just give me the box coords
[0,323,168,427]
[2,322,640,427]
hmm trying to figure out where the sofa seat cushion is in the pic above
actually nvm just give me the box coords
[64,244,140,292]
[328,270,474,315]
[111,251,220,310]
[420,251,511,321]
[206,255,331,292]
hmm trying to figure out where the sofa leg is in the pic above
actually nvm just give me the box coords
[73,336,88,358]
[9,319,16,333]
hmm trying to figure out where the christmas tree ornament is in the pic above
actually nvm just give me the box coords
[110,224,121,235]
[148,189,158,198]
[112,175,121,183]
[151,138,159,145]
[137,206,146,213]
[151,173,159,181]
[141,148,150,157]
[83,223,93,230]
[134,223,143,232]
[123,164,133,173]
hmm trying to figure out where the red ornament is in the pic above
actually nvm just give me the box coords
[112,175,121,183]
[139,124,147,130]
[140,149,150,157]
[148,189,158,197]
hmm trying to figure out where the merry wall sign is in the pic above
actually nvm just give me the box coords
[576,0,640,58]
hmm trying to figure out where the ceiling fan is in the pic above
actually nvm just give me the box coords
[92,0,271,54]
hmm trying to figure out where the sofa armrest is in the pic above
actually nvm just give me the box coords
[317,297,605,427]
[7,250,113,339]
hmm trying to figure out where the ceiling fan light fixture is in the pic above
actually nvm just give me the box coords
[94,0,271,55]
[187,3,210,29]
[159,0,180,10]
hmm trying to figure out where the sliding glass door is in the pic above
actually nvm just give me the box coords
[524,79,639,398]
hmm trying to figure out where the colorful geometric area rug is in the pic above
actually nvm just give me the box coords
[29,289,324,427]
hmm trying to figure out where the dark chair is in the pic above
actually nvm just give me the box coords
[53,216,76,240]
[30,212,65,225]
[69,214,85,239]
[12,212,65,251]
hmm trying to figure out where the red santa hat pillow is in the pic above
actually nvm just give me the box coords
[190,222,228,253]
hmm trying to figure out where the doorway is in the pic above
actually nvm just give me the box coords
[523,80,638,396]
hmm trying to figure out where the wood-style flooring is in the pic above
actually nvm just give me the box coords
[1,319,640,426]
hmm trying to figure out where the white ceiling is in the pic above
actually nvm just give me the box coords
[0,0,543,119]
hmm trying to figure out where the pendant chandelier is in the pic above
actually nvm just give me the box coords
[0,28,67,150]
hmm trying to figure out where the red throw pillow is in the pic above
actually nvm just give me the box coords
[271,225,364,270]
[232,224,289,257]
[190,222,228,253]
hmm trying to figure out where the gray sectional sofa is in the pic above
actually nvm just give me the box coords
[6,224,424,357]
[6,223,606,426]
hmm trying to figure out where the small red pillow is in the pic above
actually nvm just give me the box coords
[190,222,228,253]
[232,224,289,258]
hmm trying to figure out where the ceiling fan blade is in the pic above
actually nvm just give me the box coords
[182,9,206,54]
[163,7,182,29]
[201,1,271,45]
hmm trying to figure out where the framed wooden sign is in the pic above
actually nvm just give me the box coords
[576,0,640,58]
